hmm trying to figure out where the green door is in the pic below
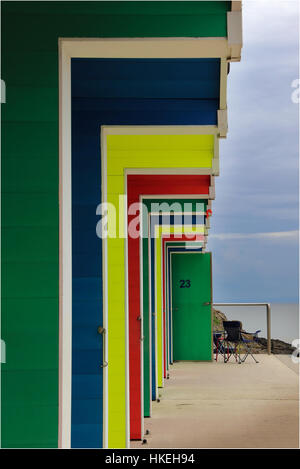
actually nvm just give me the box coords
[171,252,212,361]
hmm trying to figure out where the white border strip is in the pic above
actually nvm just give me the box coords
[101,126,109,448]
[61,37,232,60]
[59,43,72,449]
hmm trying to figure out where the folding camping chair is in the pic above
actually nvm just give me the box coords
[240,329,261,363]
[213,330,238,363]
[213,331,226,362]
[223,320,260,364]
[222,321,243,363]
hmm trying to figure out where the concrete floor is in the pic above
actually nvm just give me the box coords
[131,355,299,449]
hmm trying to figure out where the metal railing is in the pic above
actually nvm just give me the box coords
[213,303,271,355]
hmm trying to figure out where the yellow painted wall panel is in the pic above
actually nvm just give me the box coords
[107,153,212,175]
[107,134,214,151]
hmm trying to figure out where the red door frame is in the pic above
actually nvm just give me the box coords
[127,174,211,439]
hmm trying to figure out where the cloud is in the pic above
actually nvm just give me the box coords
[207,232,299,303]
[203,1,299,302]
[210,230,299,241]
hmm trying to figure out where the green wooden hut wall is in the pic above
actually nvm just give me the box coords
[1,1,231,448]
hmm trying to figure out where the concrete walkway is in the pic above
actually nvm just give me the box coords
[131,355,299,449]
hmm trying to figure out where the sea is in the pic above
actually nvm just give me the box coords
[216,304,299,345]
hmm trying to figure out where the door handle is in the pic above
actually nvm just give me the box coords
[137,316,143,342]
[203,302,211,306]
[97,326,108,368]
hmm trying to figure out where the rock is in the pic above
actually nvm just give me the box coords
[256,337,297,355]
[212,307,227,332]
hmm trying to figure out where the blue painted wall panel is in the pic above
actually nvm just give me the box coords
[72,59,220,99]
[72,102,218,125]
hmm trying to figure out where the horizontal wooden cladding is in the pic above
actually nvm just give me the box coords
[73,82,218,99]
[2,51,58,87]
[2,122,58,159]
[5,15,227,44]
[73,99,219,128]
[2,2,230,53]
[3,2,231,16]
[1,294,59,447]
[73,98,219,114]
[72,59,220,99]
[128,175,212,195]
[2,158,58,193]
[2,56,221,93]
[1,400,58,448]
[2,261,58,299]
[2,298,58,367]
[108,134,214,151]
[2,227,58,263]
[1,86,58,123]
[2,193,58,227]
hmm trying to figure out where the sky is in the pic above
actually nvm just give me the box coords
[206,0,299,303]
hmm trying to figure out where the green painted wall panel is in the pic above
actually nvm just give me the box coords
[4,14,228,51]
[1,329,58,371]
[3,371,58,404]
[2,299,58,369]
[3,3,230,53]
[2,262,58,299]
[2,298,59,448]
[2,324,59,370]
[2,228,58,263]
[2,158,58,193]
[1,0,229,447]
[2,122,58,159]
[2,52,58,86]
[3,2,230,16]
[1,403,58,448]
[2,194,58,227]
[2,87,58,123]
